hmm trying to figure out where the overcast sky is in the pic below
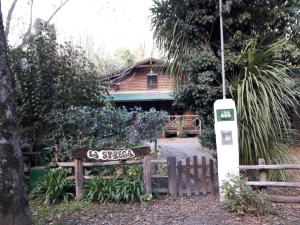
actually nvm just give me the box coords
[2,0,157,56]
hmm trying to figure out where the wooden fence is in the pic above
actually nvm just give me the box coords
[240,158,300,203]
[56,155,216,199]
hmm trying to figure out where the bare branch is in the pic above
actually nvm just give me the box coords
[5,0,18,39]
[22,0,34,45]
[46,0,71,25]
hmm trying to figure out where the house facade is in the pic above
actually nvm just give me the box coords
[102,58,201,136]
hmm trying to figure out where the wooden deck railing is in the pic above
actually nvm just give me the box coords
[240,158,300,203]
[165,115,201,135]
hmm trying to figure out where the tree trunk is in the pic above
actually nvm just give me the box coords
[0,2,32,225]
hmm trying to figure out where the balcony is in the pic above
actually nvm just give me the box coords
[164,115,201,136]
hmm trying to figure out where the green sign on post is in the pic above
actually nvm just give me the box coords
[216,109,234,122]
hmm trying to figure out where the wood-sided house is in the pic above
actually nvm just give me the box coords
[101,57,201,136]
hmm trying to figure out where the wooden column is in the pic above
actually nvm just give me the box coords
[143,155,152,194]
[167,157,177,196]
[258,158,267,193]
[177,161,183,196]
[201,157,207,195]
[185,157,192,196]
[209,159,215,194]
[75,159,84,199]
[193,156,200,195]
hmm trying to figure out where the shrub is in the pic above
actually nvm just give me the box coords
[199,127,216,150]
[221,175,267,216]
[32,168,74,205]
[84,176,144,203]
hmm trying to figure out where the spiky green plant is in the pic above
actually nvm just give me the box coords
[230,38,299,173]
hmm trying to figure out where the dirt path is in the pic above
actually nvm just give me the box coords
[39,195,300,225]
[145,138,214,162]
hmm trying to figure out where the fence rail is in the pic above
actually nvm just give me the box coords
[56,155,216,199]
[240,158,300,203]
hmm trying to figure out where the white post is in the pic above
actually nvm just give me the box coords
[214,99,239,201]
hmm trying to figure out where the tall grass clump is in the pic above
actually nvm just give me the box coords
[230,38,299,179]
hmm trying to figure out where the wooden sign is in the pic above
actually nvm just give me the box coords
[72,146,151,161]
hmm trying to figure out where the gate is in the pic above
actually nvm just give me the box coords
[167,156,216,196]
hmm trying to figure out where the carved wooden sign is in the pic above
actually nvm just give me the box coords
[72,146,151,161]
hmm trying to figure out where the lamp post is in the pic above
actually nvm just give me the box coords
[219,0,228,99]
[214,0,239,202]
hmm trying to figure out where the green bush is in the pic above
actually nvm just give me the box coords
[221,175,267,216]
[31,168,74,205]
[84,176,145,203]
[199,127,216,150]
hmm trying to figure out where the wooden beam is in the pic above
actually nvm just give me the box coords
[266,195,300,203]
[83,159,143,167]
[56,162,75,167]
[246,181,300,187]
[143,155,152,194]
[74,159,84,199]
[240,164,300,170]
[168,157,177,196]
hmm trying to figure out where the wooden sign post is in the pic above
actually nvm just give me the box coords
[72,146,151,199]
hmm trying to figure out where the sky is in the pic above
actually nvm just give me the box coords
[2,0,158,57]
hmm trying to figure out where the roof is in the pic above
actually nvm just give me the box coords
[101,57,166,83]
[110,91,174,102]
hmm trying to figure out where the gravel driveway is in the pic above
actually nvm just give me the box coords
[144,138,214,162]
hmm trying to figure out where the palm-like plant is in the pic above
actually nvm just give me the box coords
[230,38,299,170]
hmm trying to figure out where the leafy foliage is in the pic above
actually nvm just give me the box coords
[84,176,145,203]
[49,107,168,160]
[32,168,74,205]
[221,175,267,216]
[9,22,108,148]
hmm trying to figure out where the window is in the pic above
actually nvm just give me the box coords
[147,70,158,89]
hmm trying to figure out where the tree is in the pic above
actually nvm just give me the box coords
[113,48,136,68]
[151,0,300,163]
[0,1,32,224]
[9,21,108,149]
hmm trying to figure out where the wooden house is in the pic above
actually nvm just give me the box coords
[102,58,201,136]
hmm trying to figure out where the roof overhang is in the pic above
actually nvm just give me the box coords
[110,91,174,102]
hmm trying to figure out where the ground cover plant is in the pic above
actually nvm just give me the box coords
[221,175,267,217]
[84,176,145,204]
[31,168,74,205]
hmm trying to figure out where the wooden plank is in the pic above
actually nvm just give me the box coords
[193,156,200,195]
[266,195,300,203]
[143,155,152,194]
[151,175,169,179]
[150,159,167,164]
[72,146,151,161]
[209,159,215,194]
[56,162,75,167]
[83,159,143,167]
[201,157,207,195]
[167,157,177,196]
[177,161,183,196]
[246,181,300,187]
[185,157,192,196]
[74,159,84,199]
[239,164,300,170]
